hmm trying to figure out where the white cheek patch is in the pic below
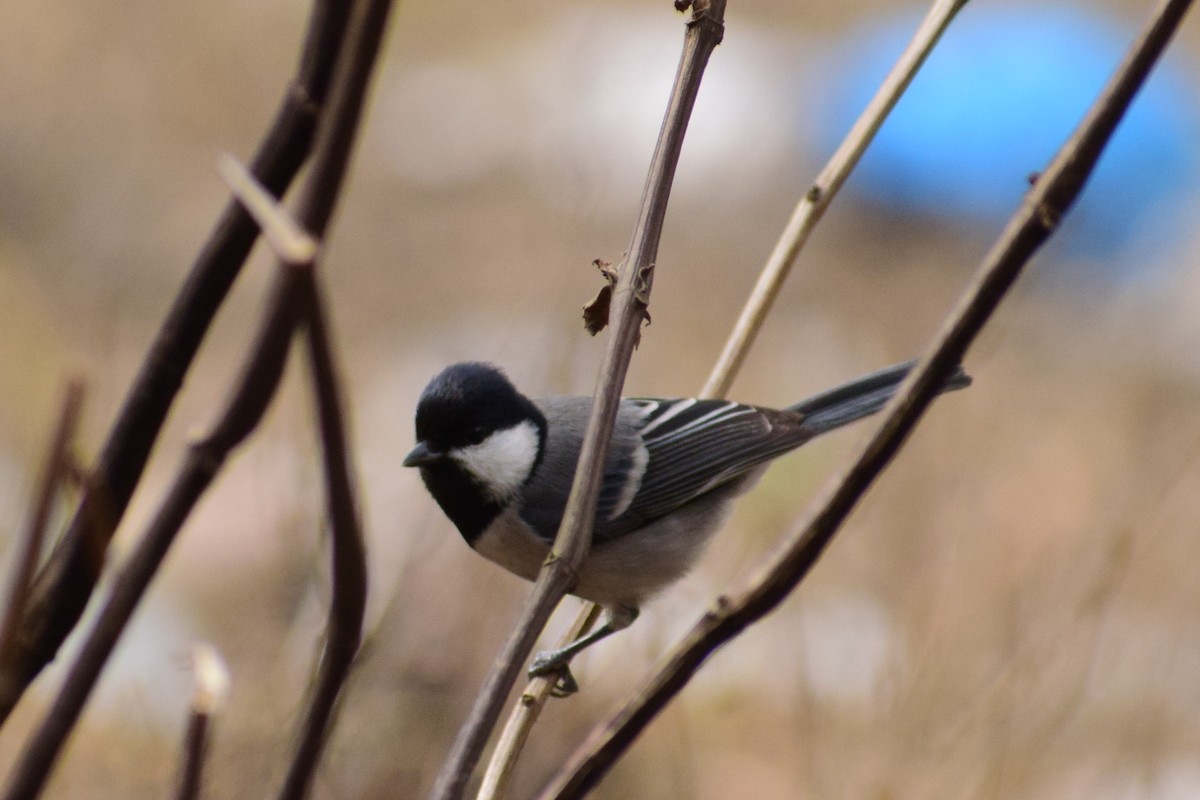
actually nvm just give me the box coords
[451,420,540,502]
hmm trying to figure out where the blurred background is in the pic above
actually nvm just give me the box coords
[2,0,1200,797]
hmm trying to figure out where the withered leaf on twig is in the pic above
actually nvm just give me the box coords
[581,259,655,345]
[582,259,618,336]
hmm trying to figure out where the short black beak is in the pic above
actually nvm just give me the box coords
[403,440,443,467]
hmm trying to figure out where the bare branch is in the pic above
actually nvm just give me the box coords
[270,0,394,793]
[0,381,84,680]
[1,271,308,800]
[702,0,968,399]
[477,604,603,800]
[0,0,358,725]
[0,0,393,790]
[213,136,369,800]
[217,152,319,265]
[274,276,369,800]
[429,4,727,798]
[479,0,945,778]
[173,644,230,800]
[519,10,974,772]
[538,1,1196,795]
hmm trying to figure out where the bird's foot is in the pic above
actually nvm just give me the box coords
[529,650,580,697]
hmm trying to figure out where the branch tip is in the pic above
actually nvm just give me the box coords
[216,151,319,266]
[189,643,230,716]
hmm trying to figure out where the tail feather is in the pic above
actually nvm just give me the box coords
[788,360,970,437]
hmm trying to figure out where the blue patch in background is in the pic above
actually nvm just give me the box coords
[816,4,1200,281]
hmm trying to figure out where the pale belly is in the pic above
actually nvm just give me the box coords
[470,498,734,607]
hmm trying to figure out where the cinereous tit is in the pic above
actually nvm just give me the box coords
[405,360,969,692]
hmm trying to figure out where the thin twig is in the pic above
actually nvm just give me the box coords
[431,571,579,800]
[221,147,371,800]
[220,146,373,800]
[275,276,369,800]
[477,604,602,800]
[701,0,968,399]
[225,0,392,792]
[0,381,84,675]
[216,152,319,265]
[429,3,727,798]
[0,0,356,726]
[538,1,1195,795]
[173,644,230,800]
[269,0,394,792]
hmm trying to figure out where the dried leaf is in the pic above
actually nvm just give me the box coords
[582,259,618,336]
[582,287,611,336]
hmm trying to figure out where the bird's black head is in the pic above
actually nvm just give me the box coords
[408,362,546,457]
[405,362,548,543]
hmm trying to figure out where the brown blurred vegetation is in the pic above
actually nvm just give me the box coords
[1,0,1199,798]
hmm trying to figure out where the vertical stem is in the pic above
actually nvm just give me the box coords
[429,5,728,799]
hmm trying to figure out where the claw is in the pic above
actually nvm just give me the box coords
[529,651,579,697]
[523,605,638,698]
[549,669,579,697]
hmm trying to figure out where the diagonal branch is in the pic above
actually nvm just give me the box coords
[538,0,1195,795]
[477,604,603,800]
[1,269,308,800]
[0,381,84,677]
[702,0,969,398]
[219,142,373,800]
[429,3,728,798]
[0,0,357,726]
[491,2,971,782]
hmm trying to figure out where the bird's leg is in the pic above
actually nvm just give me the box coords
[528,604,639,697]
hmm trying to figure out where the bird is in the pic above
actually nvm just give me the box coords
[404,360,969,693]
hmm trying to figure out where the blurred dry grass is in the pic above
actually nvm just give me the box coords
[1,0,1200,798]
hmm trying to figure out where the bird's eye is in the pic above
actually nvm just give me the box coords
[466,425,487,444]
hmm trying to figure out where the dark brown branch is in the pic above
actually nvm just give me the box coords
[216,153,368,800]
[275,276,370,800]
[0,0,393,789]
[289,0,394,239]
[1,273,308,800]
[550,0,726,572]
[0,0,356,725]
[0,381,84,681]
[537,1,1195,795]
[173,713,210,800]
[271,0,392,792]
[218,128,374,800]
[173,645,229,800]
[428,3,727,799]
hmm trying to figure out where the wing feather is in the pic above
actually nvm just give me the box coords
[596,399,812,540]
[514,361,966,545]
[519,397,815,544]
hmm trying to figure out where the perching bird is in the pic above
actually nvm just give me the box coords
[404,360,969,692]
